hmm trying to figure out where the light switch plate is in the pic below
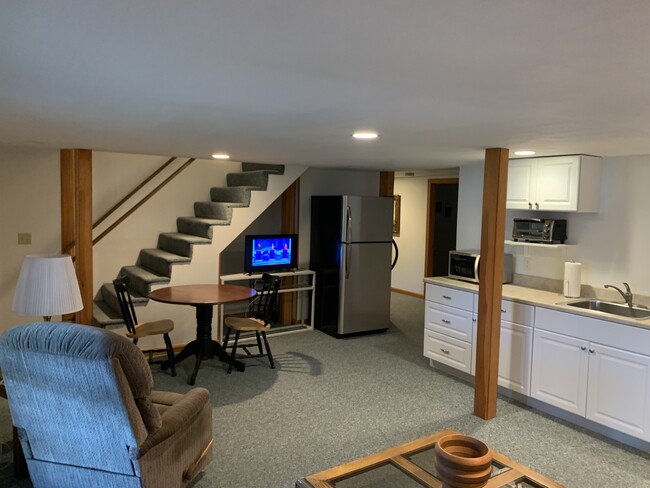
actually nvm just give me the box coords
[18,233,31,245]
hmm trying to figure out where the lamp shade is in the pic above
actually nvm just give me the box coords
[12,254,83,318]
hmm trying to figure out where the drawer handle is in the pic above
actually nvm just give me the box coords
[441,319,451,324]
[442,295,452,300]
[440,348,450,354]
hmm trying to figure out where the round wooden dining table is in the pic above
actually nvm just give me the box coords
[149,284,257,385]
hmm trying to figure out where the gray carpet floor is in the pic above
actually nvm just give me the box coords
[2,292,650,487]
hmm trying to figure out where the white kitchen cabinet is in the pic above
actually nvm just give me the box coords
[532,308,650,441]
[506,155,602,212]
[423,284,474,373]
[530,329,589,416]
[586,343,650,440]
[499,321,534,395]
[472,296,534,394]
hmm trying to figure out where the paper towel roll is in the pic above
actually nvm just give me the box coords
[563,262,582,298]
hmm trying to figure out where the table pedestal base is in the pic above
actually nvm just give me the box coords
[162,304,245,384]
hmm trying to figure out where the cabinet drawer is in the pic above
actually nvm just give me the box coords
[425,283,474,311]
[501,300,534,326]
[424,329,472,374]
[425,301,474,341]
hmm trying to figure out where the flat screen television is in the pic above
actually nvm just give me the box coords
[244,234,298,274]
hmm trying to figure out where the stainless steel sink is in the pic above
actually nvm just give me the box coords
[564,299,650,319]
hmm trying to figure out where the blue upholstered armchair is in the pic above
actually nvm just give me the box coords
[0,322,213,488]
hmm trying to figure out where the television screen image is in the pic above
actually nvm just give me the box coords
[244,234,298,273]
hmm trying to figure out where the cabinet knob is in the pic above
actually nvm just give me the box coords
[535,202,539,210]
[528,202,532,209]
[440,348,450,354]
[501,309,506,313]
[581,346,587,351]
[589,348,595,354]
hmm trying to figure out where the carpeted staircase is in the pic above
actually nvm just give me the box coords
[93,162,286,328]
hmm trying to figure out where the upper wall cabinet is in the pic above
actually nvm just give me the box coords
[506,155,602,212]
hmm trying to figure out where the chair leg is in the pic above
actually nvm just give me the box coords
[261,331,275,369]
[228,331,240,374]
[163,333,176,377]
[223,328,231,348]
[255,331,264,355]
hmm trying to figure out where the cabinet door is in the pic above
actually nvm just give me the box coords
[530,329,589,416]
[586,343,650,441]
[506,159,537,210]
[534,156,580,211]
[498,322,533,395]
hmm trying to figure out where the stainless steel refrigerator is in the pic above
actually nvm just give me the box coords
[310,195,393,337]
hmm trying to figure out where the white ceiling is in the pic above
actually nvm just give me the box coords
[2,1,650,171]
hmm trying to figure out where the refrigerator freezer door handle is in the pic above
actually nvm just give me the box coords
[345,205,352,243]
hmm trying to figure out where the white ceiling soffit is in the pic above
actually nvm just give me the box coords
[2,1,650,171]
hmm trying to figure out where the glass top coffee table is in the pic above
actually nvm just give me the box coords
[296,429,564,488]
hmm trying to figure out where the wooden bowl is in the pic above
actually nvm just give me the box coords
[434,434,493,488]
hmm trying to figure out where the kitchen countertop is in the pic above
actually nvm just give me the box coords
[423,276,650,330]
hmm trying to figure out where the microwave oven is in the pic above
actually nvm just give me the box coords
[512,218,567,244]
[448,250,513,284]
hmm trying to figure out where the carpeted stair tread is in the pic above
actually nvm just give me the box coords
[226,171,269,189]
[242,162,284,175]
[139,248,191,277]
[158,232,211,257]
[93,300,124,329]
[120,265,170,297]
[193,202,234,221]
[177,216,230,239]
[209,186,256,205]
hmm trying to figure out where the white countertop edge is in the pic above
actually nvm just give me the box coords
[423,276,650,330]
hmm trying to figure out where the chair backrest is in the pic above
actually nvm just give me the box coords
[251,273,281,325]
[114,276,138,335]
[0,322,161,478]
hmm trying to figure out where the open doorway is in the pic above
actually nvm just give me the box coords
[425,178,459,277]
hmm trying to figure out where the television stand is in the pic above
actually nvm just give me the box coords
[219,269,316,339]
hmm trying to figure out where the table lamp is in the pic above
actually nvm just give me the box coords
[12,254,83,321]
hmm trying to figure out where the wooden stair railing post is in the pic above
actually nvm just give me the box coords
[474,147,509,420]
[61,149,93,325]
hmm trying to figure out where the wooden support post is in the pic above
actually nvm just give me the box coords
[280,180,300,325]
[60,149,93,325]
[473,147,509,420]
[379,171,395,197]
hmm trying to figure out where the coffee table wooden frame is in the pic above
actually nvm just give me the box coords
[296,429,564,488]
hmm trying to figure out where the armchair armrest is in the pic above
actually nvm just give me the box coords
[138,388,210,456]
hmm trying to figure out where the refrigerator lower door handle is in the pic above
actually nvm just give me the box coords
[345,244,351,279]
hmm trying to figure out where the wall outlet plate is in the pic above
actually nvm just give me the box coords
[18,233,31,245]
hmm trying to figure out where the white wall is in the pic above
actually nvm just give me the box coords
[457,156,650,296]
[0,148,61,332]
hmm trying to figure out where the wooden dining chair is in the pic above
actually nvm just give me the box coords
[223,273,281,374]
[113,277,176,376]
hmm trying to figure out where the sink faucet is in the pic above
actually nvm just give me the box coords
[604,282,633,306]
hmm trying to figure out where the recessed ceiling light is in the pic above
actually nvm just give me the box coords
[352,131,379,140]
[514,150,536,156]
[212,153,230,160]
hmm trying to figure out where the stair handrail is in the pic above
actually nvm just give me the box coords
[93,158,196,246]
[93,156,177,229]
